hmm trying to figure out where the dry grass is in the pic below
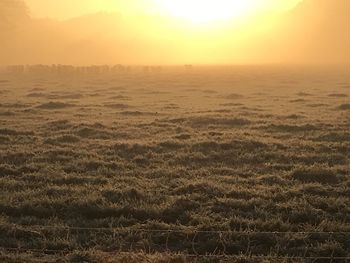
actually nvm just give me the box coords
[0,66,349,262]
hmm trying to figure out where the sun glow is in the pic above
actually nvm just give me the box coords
[156,0,261,24]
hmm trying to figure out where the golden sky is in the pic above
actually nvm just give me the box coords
[3,0,349,65]
[26,0,301,21]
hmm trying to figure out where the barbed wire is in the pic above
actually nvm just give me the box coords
[4,224,350,234]
[2,224,350,261]
[1,247,350,261]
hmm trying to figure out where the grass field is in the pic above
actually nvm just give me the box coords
[0,66,349,262]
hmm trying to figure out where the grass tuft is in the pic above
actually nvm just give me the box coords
[37,101,75,109]
[291,166,340,184]
[337,103,350,110]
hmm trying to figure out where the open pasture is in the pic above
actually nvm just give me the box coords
[0,66,349,262]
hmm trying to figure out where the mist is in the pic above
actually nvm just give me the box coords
[1,1,350,261]
[1,0,350,65]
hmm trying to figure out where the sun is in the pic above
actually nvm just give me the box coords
[156,0,259,24]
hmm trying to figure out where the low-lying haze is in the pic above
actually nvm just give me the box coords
[0,0,349,65]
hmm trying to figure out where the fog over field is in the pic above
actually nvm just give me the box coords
[0,1,350,263]
[1,65,349,262]
[1,0,350,65]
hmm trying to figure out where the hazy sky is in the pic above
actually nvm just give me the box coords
[26,0,301,20]
[25,0,148,19]
[2,0,349,65]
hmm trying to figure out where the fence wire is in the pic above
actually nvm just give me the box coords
[1,224,350,261]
